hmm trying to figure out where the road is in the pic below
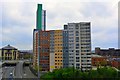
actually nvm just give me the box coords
[14,61,23,78]
[2,67,15,80]
[23,67,37,78]
[0,61,2,80]
[2,60,37,79]
[0,68,2,80]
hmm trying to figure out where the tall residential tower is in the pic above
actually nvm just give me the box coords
[33,4,92,72]
[64,22,91,71]
[33,4,47,70]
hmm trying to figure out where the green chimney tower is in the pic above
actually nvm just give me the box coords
[37,4,42,30]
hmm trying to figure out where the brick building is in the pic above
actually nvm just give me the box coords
[95,47,120,57]
[92,55,107,66]
[33,30,50,71]
[110,58,120,69]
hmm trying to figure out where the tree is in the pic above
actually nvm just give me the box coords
[34,65,42,72]
[100,60,107,67]
[40,67,119,80]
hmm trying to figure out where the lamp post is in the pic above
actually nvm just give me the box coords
[38,31,40,79]
[38,46,40,79]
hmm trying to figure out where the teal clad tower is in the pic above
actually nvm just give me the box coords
[37,4,42,30]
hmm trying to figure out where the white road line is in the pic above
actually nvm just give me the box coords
[12,67,15,77]
[0,68,2,80]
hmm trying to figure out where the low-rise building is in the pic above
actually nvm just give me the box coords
[92,54,107,67]
[110,58,120,69]
[18,50,33,60]
[0,45,19,60]
[95,47,120,57]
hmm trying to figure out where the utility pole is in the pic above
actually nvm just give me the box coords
[38,31,40,79]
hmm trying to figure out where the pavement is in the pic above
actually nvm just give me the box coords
[1,60,37,79]
[14,61,24,78]
[0,67,2,80]
[23,67,37,78]
[2,67,15,80]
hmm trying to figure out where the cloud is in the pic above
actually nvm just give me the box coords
[44,1,118,49]
[1,2,35,49]
[1,0,119,50]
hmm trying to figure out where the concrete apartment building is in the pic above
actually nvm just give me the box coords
[64,22,91,71]
[33,22,92,71]
[33,4,47,70]
[63,28,69,68]
[39,31,50,71]
[33,30,50,71]
[50,30,63,71]
[33,4,92,72]
[33,29,39,67]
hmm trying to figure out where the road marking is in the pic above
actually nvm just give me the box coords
[12,67,15,77]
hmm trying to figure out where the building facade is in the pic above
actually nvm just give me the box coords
[33,30,50,71]
[95,47,120,57]
[50,30,63,71]
[39,31,50,71]
[64,22,91,71]
[33,22,92,72]
[110,59,120,69]
[63,28,69,68]
[33,4,46,69]
[0,45,18,60]
[49,30,55,71]
[33,4,92,72]
[92,56,107,66]
[33,29,39,67]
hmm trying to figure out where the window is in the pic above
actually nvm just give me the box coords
[76,53,79,55]
[76,33,79,36]
[76,31,79,34]
[76,64,80,66]
[76,44,79,46]
[76,26,79,29]
[76,47,79,49]
[76,60,79,62]
[76,57,79,59]
[64,25,68,29]
[55,66,57,68]
[76,37,79,42]
[76,50,79,53]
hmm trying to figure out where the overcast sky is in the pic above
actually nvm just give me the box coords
[0,0,119,50]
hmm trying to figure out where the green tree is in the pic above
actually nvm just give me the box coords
[40,67,119,80]
[100,60,107,67]
[34,65,42,72]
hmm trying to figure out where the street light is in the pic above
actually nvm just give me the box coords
[38,31,40,79]
[38,46,40,79]
[38,45,42,79]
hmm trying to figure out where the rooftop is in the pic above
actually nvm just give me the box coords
[1,44,17,50]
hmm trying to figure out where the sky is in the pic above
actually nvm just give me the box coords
[0,0,119,50]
